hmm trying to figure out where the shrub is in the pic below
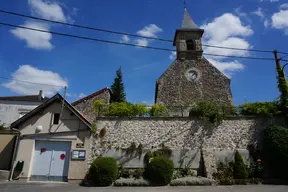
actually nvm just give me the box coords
[105,102,147,117]
[264,125,288,179]
[249,178,260,184]
[238,102,281,117]
[143,146,172,166]
[233,151,248,179]
[118,168,131,179]
[170,177,215,186]
[149,104,168,117]
[144,156,174,186]
[93,100,107,116]
[113,178,150,186]
[213,161,234,180]
[189,101,224,124]
[218,178,234,185]
[234,179,248,185]
[88,157,118,186]
[132,168,144,179]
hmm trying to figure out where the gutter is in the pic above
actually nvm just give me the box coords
[8,128,21,181]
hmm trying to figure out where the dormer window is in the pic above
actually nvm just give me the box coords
[186,40,195,50]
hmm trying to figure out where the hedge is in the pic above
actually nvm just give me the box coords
[144,156,174,186]
[264,125,288,179]
[88,157,118,186]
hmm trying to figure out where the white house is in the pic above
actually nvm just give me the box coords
[0,90,48,127]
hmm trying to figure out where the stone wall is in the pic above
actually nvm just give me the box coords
[155,58,233,109]
[73,88,110,122]
[90,116,282,178]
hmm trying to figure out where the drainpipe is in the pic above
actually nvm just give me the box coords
[8,128,21,181]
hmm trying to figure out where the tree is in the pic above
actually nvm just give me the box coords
[110,67,126,103]
[275,51,288,114]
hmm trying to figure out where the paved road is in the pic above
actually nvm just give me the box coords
[0,182,288,192]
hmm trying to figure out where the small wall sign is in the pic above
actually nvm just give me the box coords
[76,143,84,148]
[71,150,86,160]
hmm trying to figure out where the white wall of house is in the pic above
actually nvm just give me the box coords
[0,100,43,127]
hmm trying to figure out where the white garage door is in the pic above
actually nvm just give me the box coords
[31,140,71,182]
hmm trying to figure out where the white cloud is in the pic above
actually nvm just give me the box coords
[169,51,176,60]
[28,0,67,22]
[201,13,253,42]
[121,35,130,43]
[264,19,270,27]
[200,13,253,77]
[11,21,53,50]
[135,38,149,47]
[136,24,163,38]
[2,65,68,96]
[234,7,247,17]
[271,10,288,29]
[207,58,244,78]
[260,0,279,2]
[280,3,288,9]
[252,8,264,18]
[133,24,163,47]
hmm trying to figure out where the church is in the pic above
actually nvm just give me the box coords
[155,8,233,114]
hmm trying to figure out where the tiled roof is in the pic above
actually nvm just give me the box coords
[0,95,49,102]
[71,87,110,106]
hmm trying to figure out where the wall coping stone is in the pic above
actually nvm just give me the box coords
[96,115,268,121]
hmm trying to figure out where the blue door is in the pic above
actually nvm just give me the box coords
[31,140,71,182]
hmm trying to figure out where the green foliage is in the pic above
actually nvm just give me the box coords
[234,179,248,185]
[144,156,174,186]
[238,102,281,117]
[264,124,288,179]
[276,58,288,115]
[132,168,144,179]
[149,104,168,117]
[213,161,234,181]
[93,100,107,116]
[189,101,224,124]
[0,122,6,130]
[143,146,172,166]
[249,178,260,184]
[118,168,131,179]
[88,157,118,186]
[233,151,248,179]
[110,67,126,103]
[218,178,235,185]
[105,102,147,117]
[91,123,97,133]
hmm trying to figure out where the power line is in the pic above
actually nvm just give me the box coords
[0,21,279,61]
[0,76,66,87]
[0,9,279,53]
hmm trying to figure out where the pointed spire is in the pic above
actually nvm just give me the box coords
[181,8,198,29]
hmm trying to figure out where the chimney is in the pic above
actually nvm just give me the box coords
[38,90,44,101]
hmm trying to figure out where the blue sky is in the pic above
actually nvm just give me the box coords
[0,0,288,105]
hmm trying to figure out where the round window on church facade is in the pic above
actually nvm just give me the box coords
[186,68,201,82]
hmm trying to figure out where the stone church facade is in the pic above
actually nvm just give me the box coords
[155,8,233,113]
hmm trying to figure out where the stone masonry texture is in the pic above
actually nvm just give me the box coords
[73,89,110,122]
[156,58,233,107]
[89,117,282,178]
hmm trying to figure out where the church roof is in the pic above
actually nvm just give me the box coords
[181,8,199,29]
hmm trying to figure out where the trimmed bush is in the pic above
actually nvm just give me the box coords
[114,178,149,186]
[88,157,118,186]
[144,156,174,186]
[233,151,248,179]
[170,177,215,186]
[234,179,248,185]
[132,168,144,179]
[218,178,234,185]
[264,125,288,179]
[249,178,260,184]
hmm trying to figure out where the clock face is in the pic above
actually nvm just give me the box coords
[186,68,201,82]
[188,71,198,80]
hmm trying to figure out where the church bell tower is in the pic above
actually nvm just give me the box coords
[173,8,204,60]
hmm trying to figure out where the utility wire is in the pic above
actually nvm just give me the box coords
[0,21,279,61]
[0,76,66,87]
[0,9,279,53]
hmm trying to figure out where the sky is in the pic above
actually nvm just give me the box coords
[1,0,288,105]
